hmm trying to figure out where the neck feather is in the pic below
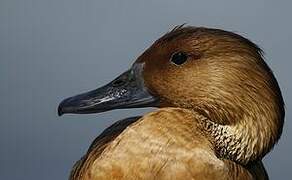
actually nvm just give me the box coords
[197,111,281,165]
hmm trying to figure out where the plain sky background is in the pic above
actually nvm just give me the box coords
[0,0,291,179]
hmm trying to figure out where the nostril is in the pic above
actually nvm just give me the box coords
[112,79,126,87]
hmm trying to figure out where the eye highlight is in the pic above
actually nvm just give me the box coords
[170,52,188,65]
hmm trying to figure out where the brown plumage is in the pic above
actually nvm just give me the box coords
[70,110,269,180]
[62,26,284,180]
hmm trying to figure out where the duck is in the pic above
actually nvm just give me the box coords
[58,26,285,180]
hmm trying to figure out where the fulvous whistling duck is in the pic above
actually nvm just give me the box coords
[58,26,284,180]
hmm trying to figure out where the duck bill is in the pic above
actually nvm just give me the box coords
[58,64,158,116]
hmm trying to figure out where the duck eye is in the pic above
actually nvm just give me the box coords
[170,52,188,65]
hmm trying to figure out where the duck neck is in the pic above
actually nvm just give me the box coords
[196,109,281,165]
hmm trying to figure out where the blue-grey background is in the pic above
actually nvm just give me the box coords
[0,0,290,179]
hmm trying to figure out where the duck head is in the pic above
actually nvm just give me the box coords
[58,26,284,164]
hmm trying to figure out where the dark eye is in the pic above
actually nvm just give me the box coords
[170,52,188,65]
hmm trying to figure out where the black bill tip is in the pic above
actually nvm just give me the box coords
[58,98,71,116]
[58,102,65,116]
